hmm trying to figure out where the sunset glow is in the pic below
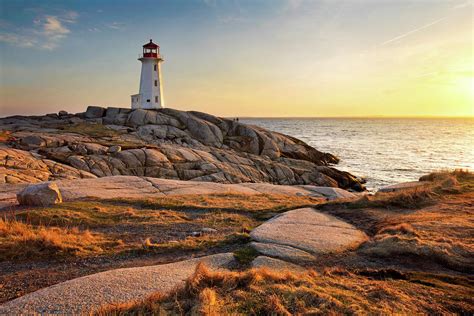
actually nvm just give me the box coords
[0,0,473,117]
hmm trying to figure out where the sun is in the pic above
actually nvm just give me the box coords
[452,76,474,98]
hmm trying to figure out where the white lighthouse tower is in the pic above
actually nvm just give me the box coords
[131,39,164,109]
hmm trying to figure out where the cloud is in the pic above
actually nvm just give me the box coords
[202,0,217,7]
[0,33,36,47]
[451,0,473,10]
[87,21,125,33]
[380,16,448,46]
[43,16,70,35]
[106,22,125,30]
[0,11,78,50]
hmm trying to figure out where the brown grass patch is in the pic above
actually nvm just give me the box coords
[349,186,439,209]
[0,218,107,260]
[6,193,319,262]
[316,170,474,272]
[97,263,474,315]
[110,193,324,214]
[60,123,122,138]
[0,130,12,143]
[345,169,473,210]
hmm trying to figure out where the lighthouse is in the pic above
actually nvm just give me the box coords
[131,39,164,109]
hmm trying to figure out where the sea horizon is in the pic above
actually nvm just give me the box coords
[242,117,473,191]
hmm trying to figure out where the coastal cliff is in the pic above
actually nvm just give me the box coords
[0,106,364,191]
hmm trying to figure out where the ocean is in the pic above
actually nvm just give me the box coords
[241,118,474,191]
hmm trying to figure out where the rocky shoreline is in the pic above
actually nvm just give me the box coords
[1,108,471,314]
[0,106,364,191]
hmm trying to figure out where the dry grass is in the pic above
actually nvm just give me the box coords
[349,186,439,209]
[111,193,324,215]
[60,123,122,138]
[344,169,473,210]
[15,194,322,227]
[4,193,321,262]
[319,170,474,272]
[0,218,107,260]
[96,263,474,315]
[0,130,12,143]
[140,233,251,254]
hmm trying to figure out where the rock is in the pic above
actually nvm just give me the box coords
[251,241,316,263]
[3,176,356,205]
[300,186,357,200]
[69,116,83,124]
[0,253,235,315]
[250,208,368,259]
[20,135,45,148]
[84,106,105,119]
[0,107,366,191]
[378,181,429,193]
[108,145,121,153]
[17,182,63,206]
[251,256,306,272]
[201,227,218,234]
[0,147,96,184]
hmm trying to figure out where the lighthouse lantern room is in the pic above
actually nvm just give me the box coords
[131,39,164,109]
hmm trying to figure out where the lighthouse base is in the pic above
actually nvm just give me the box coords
[131,94,162,109]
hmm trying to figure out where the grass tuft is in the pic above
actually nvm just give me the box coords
[60,123,122,138]
[96,263,474,315]
[233,245,259,265]
[0,218,106,260]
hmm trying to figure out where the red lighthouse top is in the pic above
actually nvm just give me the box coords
[142,39,160,58]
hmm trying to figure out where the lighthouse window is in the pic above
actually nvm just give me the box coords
[154,65,157,71]
[155,96,158,103]
[154,80,157,86]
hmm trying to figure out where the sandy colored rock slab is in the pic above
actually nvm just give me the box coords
[251,241,316,263]
[240,182,325,197]
[300,185,357,200]
[5,176,357,206]
[251,256,306,272]
[0,253,235,315]
[55,176,164,200]
[378,181,429,192]
[0,183,27,208]
[250,208,368,255]
[145,178,259,195]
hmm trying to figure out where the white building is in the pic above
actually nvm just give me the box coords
[131,39,165,109]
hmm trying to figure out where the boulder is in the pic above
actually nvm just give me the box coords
[250,208,368,259]
[108,145,121,153]
[20,135,45,149]
[378,181,429,193]
[251,256,306,272]
[17,182,63,206]
[251,241,316,263]
[84,106,105,119]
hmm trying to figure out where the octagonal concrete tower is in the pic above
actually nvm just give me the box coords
[131,39,164,109]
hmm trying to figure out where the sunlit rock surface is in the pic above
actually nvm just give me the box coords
[0,106,365,191]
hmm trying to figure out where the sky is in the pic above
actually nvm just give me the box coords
[0,0,473,117]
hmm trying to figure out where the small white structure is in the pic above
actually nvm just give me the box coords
[131,39,165,109]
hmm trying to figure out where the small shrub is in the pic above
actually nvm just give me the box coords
[233,245,259,265]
